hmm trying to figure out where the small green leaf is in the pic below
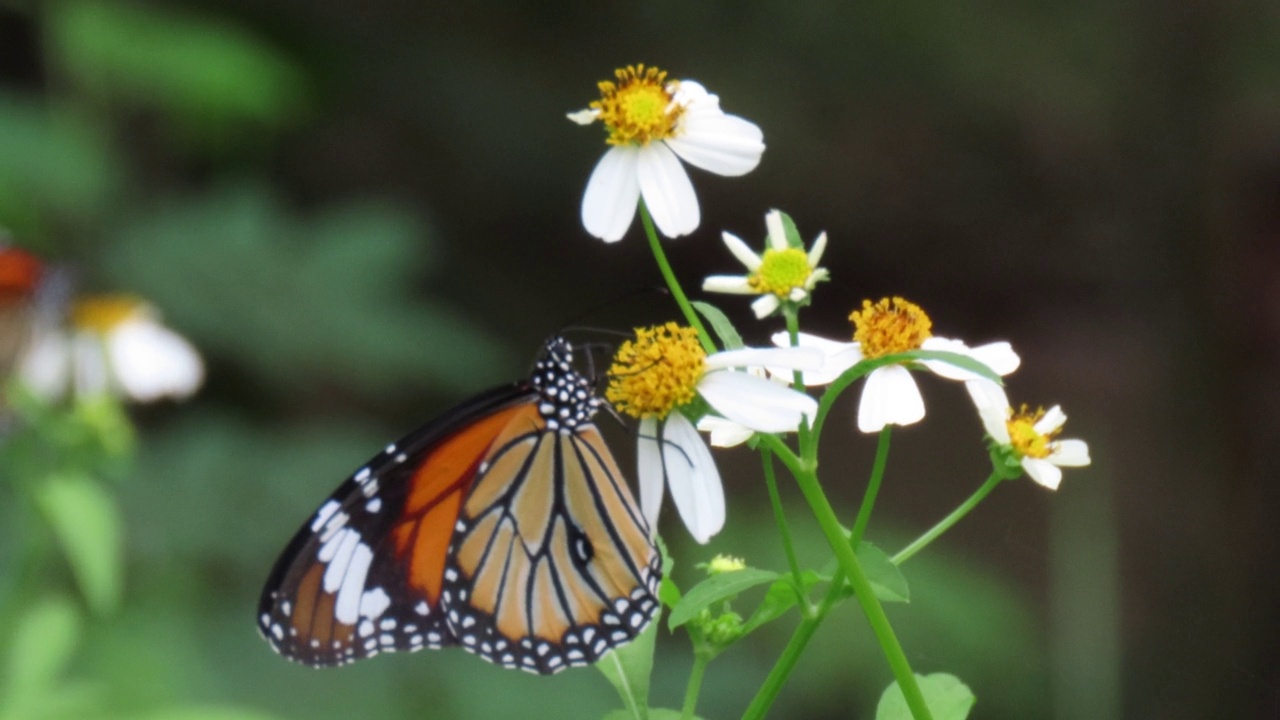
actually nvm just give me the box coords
[742,571,821,635]
[668,568,779,630]
[772,210,805,249]
[876,673,975,720]
[690,301,743,350]
[858,542,910,604]
[596,615,659,720]
[5,597,81,698]
[35,473,123,615]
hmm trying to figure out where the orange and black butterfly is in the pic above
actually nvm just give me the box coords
[257,337,661,674]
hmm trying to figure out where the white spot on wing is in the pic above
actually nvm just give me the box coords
[359,587,391,619]
[322,530,360,592]
[333,542,374,625]
[365,497,382,513]
[310,500,341,532]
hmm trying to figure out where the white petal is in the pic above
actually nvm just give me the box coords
[857,365,924,433]
[920,337,1021,381]
[698,370,817,433]
[1022,458,1063,490]
[107,319,204,401]
[1049,439,1091,467]
[751,294,781,319]
[765,210,788,250]
[787,288,807,302]
[720,231,762,271]
[660,412,725,543]
[636,417,665,536]
[808,231,828,265]
[696,415,755,448]
[636,143,699,238]
[581,146,641,242]
[665,108,765,177]
[769,331,861,386]
[1034,405,1068,435]
[705,346,823,372]
[566,108,600,125]
[965,379,1012,443]
[18,328,72,399]
[702,275,755,294]
[968,341,1020,376]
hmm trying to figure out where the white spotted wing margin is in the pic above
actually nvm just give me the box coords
[257,381,530,667]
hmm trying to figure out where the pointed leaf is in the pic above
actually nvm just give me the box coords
[876,673,976,720]
[668,568,779,630]
[690,301,743,350]
[774,210,804,249]
[742,570,822,635]
[35,473,123,615]
[858,541,910,604]
[596,615,659,720]
[5,596,81,698]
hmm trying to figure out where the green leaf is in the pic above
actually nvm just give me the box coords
[690,301,743,350]
[135,708,287,720]
[5,597,81,698]
[858,541,910,604]
[772,210,805,249]
[596,616,659,720]
[603,710,694,720]
[876,673,976,720]
[905,349,1004,384]
[742,571,821,635]
[668,568,779,630]
[35,473,123,615]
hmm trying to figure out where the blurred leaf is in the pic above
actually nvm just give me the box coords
[48,1,305,135]
[100,184,514,399]
[0,93,118,237]
[690,301,742,350]
[604,711,695,720]
[137,708,286,720]
[742,570,821,635]
[858,541,909,604]
[668,568,778,630]
[596,616,659,720]
[4,597,80,698]
[34,473,122,615]
[876,673,975,720]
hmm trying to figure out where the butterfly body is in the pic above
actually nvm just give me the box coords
[258,338,661,674]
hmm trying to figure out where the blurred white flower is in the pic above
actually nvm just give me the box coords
[965,379,1090,490]
[570,64,765,242]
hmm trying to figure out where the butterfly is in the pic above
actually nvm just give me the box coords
[257,337,661,675]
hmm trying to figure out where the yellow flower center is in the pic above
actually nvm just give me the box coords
[849,296,933,359]
[72,295,146,334]
[590,64,683,147]
[705,554,747,575]
[747,247,813,297]
[1007,405,1058,459]
[607,322,706,419]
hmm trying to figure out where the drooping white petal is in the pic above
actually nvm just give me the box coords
[636,417,665,536]
[965,379,1012,443]
[769,331,862,386]
[636,142,699,238]
[107,318,204,401]
[720,231,763,271]
[698,370,817,433]
[702,275,755,294]
[1034,405,1068,435]
[919,338,1021,381]
[1021,457,1063,490]
[751,294,780,319]
[765,209,788,250]
[705,346,823,372]
[581,146,641,242]
[566,108,600,125]
[968,341,1020,376]
[696,415,755,448]
[808,231,828,265]
[659,411,725,544]
[857,365,925,433]
[1049,439,1091,467]
[665,112,765,177]
[18,328,72,399]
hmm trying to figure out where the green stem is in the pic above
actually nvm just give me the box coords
[849,426,892,548]
[681,651,711,720]
[638,200,715,353]
[758,435,933,720]
[761,450,808,612]
[892,472,1004,565]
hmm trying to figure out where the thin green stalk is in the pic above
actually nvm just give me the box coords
[761,450,808,613]
[638,201,714,353]
[781,307,814,456]
[849,426,892,548]
[681,651,711,720]
[758,435,934,720]
[892,472,1004,565]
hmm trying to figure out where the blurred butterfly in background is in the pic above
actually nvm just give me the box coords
[257,336,661,675]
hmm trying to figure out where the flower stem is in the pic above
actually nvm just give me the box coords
[758,434,934,720]
[849,426,892,548]
[892,472,1004,565]
[638,200,715,353]
[761,450,808,612]
[681,651,711,720]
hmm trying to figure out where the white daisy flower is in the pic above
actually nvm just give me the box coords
[965,379,1090,490]
[569,64,765,242]
[702,209,830,319]
[771,297,1020,433]
[19,295,204,403]
[608,322,820,542]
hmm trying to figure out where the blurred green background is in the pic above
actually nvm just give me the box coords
[2,1,1278,718]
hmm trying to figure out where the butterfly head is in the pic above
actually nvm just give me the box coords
[531,337,601,431]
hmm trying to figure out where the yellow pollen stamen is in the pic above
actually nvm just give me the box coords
[590,64,683,147]
[747,247,813,297]
[849,296,933,359]
[1007,405,1058,459]
[72,295,146,334]
[607,322,706,419]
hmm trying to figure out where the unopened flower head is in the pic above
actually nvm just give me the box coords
[570,64,765,242]
[704,554,747,575]
[703,210,829,318]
